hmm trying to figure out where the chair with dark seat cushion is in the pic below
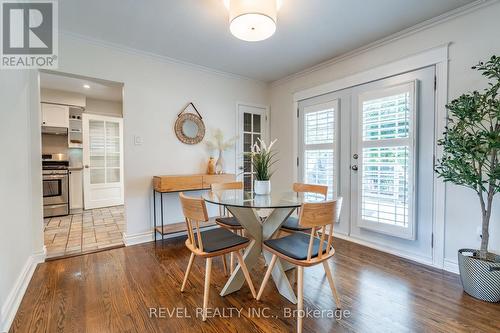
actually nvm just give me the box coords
[264,232,329,260]
[258,198,343,333]
[211,181,245,275]
[280,183,328,234]
[179,193,256,322]
[194,228,248,253]
[215,216,242,229]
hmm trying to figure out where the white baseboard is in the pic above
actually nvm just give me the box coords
[123,226,219,247]
[443,259,460,274]
[0,248,46,333]
[123,231,155,246]
[333,233,454,272]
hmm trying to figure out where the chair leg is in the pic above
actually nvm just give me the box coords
[235,251,256,298]
[297,266,304,333]
[222,254,228,276]
[323,261,341,309]
[202,258,212,321]
[230,252,235,274]
[256,254,277,300]
[181,253,195,292]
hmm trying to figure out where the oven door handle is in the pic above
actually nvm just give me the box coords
[43,174,67,180]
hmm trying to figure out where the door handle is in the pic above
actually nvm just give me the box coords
[238,166,244,170]
[84,165,89,168]
[351,165,358,171]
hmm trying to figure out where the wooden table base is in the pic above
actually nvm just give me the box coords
[221,206,298,304]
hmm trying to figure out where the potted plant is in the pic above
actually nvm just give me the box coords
[248,138,278,195]
[435,55,500,302]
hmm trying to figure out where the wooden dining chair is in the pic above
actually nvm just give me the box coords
[280,183,328,234]
[211,181,245,275]
[179,192,256,321]
[257,197,343,333]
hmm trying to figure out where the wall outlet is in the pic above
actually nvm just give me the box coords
[134,135,143,145]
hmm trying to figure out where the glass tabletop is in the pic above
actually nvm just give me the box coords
[203,190,323,209]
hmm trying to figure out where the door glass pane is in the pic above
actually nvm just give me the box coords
[304,149,335,199]
[362,146,409,227]
[363,92,410,141]
[88,119,121,185]
[305,109,334,144]
[360,85,413,230]
[90,168,105,184]
[301,103,337,199]
[253,114,261,133]
[106,168,120,183]
[244,113,252,132]
[89,120,105,184]
[244,133,252,153]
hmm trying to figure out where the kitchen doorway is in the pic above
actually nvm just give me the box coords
[39,71,125,260]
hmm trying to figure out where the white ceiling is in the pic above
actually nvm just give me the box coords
[59,0,475,82]
[40,72,123,101]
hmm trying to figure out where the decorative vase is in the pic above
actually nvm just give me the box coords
[207,157,216,175]
[458,249,500,302]
[215,149,224,174]
[254,180,271,195]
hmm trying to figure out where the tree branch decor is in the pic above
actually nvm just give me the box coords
[435,55,500,256]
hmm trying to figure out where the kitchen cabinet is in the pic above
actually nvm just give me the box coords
[41,103,69,128]
[69,169,83,210]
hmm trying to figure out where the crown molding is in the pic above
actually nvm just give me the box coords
[271,0,498,87]
[59,31,268,86]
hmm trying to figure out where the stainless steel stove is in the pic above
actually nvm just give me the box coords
[42,154,69,217]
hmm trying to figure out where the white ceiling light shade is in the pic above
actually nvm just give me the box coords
[225,0,281,42]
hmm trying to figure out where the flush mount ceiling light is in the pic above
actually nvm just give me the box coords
[83,84,90,89]
[224,0,282,42]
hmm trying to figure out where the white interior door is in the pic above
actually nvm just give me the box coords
[83,114,124,209]
[237,103,268,191]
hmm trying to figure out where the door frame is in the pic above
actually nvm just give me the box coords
[235,101,270,181]
[82,113,124,209]
[291,44,449,270]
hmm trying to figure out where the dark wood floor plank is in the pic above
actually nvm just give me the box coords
[10,237,500,333]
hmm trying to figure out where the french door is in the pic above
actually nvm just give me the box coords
[237,103,268,191]
[82,114,124,209]
[298,67,435,257]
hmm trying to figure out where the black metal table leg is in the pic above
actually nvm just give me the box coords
[153,189,157,242]
[160,192,164,241]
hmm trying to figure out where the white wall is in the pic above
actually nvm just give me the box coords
[269,2,500,269]
[0,71,44,331]
[56,34,269,237]
[86,98,122,117]
[40,88,86,107]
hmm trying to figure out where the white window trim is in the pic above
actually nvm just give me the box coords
[356,81,417,240]
[291,44,449,270]
[298,99,340,199]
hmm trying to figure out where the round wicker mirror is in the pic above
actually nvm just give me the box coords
[175,113,205,145]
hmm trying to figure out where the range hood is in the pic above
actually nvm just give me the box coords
[42,126,68,135]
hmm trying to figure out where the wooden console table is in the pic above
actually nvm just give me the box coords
[152,173,235,241]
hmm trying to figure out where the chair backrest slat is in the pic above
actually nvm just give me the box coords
[211,182,243,216]
[179,192,209,251]
[211,181,243,191]
[299,197,343,261]
[293,183,328,198]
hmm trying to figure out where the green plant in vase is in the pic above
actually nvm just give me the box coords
[435,55,500,302]
[247,138,278,195]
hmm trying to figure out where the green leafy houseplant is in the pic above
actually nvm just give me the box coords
[247,138,278,181]
[436,55,500,258]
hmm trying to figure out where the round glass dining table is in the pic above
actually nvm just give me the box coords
[203,190,321,304]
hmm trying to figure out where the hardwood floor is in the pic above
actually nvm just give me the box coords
[10,237,500,333]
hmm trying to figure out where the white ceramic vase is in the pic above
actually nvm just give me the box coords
[254,180,271,195]
[215,149,224,174]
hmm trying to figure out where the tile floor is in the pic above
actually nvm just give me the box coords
[44,205,125,259]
